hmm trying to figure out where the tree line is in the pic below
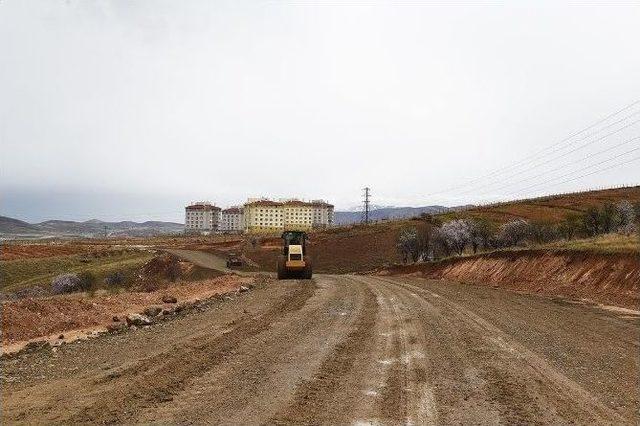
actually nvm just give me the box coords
[396,200,639,263]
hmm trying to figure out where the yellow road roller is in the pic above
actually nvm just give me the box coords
[277,231,312,279]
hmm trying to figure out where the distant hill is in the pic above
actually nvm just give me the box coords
[0,216,41,235]
[335,205,451,225]
[0,216,184,238]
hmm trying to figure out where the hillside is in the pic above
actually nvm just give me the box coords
[438,186,640,224]
[0,216,41,235]
[243,186,640,274]
[0,216,184,238]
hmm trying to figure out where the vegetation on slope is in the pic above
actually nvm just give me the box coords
[437,186,640,224]
[0,250,154,294]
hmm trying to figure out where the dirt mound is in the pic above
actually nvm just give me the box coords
[385,250,640,309]
[141,253,184,278]
[136,253,224,292]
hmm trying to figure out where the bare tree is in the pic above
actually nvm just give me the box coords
[416,224,435,261]
[498,219,530,247]
[466,218,494,253]
[431,227,452,258]
[616,200,637,234]
[397,227,419,264]
[582,207,601,236]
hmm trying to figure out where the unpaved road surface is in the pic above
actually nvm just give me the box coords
[2,275,639,424]
[165,248,233,273]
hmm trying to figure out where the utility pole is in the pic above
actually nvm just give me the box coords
[103,225,108,239]
[362,187,371,225]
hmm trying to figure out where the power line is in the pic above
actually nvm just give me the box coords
[475,135,640,195]
[422,99,640,197]
[507,147,640,195]
[508,157,640,199]
[511,110,640,165]
[455,118,640,196]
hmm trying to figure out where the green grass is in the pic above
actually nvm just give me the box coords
[0,250,155,294]
[541,233,639,254]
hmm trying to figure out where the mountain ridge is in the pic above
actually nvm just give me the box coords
[334,205,452,225]
[0,216,183,238]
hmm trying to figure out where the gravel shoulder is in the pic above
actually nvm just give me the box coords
[2,275,638,424]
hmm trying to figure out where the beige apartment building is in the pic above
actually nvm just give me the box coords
[243,200,285,233]
[243,198,334,233]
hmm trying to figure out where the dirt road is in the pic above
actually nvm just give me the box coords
[2,275,638,424]
[165,249,233,273]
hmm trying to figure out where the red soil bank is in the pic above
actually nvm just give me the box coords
[385,250,640,309]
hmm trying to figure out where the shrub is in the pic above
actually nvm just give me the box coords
[77,271,96,291]
[498,219,530,247]
[419,213,442,226]
[599,203,617,234]
[466,218,495,253]
[104,271,125,287]
[557,214,583,240]
[528,221,558,245]
[51,274,82,294]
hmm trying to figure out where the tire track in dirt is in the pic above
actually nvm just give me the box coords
[355,276,439,425]
[382,276,627,424]
[68,281,317,424]
[268,276,378,425]
[377,306,407,423]
[135,275,364,424]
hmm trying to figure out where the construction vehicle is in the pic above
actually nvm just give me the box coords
[277,231,312,279]
[226,252,242,268]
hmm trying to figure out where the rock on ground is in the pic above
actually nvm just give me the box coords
[126,314,152,327]
[143,306,162,317]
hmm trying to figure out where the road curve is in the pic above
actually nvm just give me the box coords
[2,275,638,424]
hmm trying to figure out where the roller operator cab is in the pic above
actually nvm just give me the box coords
[277,231,312,279]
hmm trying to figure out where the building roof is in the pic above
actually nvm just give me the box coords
[222,207,243,214]
[186,203,221,211]
[283,200,311,207]
[245,200,283,207]
[311,201,334,208]
[244,198,334,208]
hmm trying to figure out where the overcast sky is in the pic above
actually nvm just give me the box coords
[1,1,639,222]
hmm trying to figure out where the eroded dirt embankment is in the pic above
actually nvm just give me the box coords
[384,250,640,309]
[1,275,253,348]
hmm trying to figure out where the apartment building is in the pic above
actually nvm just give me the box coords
[243,200,284,233]
[282,200,314,230]
[243,198,334,233]
[219,207,244,233]
[311,200,335,228]
[184,202,221,234]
